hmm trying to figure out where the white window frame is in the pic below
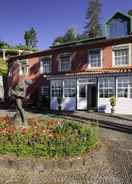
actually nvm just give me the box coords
[59,52,71,72]
[98,77,115,98]
[18,59,28,76]
[8,66,13,77]
[117,76,132,98]
[88,48,102,68]
[63,79,76,98]
[112,44,131,67]
[51,80,62,97]
[40,56,52,74]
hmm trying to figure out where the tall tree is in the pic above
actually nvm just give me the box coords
[24,27,38,48]
[84,0,102,38]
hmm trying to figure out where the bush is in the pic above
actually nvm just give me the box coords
[110,96,116,107]
[0,116,99,158]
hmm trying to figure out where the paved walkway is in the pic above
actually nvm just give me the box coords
[60,111,132,133]
[0,109,132,133]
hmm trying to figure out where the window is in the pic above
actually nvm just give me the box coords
[113,45,130,66]
[59,53,71,72]
[64,79,76,97]
[89,48,101,67]
[41,57,51,73]
[19,60,28,75]
[117,77,132,98]
[8,66,13,77]
[99,78,115,98]
[51,80,62,97]
[108,17,130,38]
[79,84,86,98]
[40,86,49,97]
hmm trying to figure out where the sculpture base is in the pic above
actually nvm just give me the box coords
[12,112,28,128]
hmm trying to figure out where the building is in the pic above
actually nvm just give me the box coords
[7,11,132,114]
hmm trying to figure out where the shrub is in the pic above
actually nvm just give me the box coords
[0,116,99,158]
[110,96,116,107]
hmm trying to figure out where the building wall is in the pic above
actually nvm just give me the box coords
[8,57,50,101]
[7,39,132,114]
[103,46,112,68]
[98,98,132,114]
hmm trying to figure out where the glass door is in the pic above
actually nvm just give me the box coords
[77,84,87,110]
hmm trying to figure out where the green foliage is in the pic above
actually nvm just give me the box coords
[0,58,8,76]
[0,41,11,49]
[53,27,78,46]
[110,96,116,107]
[24,27,38,49]
[15,44,38,52]
[84,0,102,37]
[0,117,99,158]
[63,28,77,42]
[53,36,65,46]
[0,40,36,52]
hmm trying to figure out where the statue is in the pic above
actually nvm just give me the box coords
[11,79,32,127]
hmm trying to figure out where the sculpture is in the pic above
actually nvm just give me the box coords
[11,79,32,127]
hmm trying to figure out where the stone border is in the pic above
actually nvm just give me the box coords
[0,145,101,172]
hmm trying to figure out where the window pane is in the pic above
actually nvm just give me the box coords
[60,54,71,72]
[89,49,101,67]
[99,78,115,98]
[114,48,129,66]
[40,86,49,97]
[64,79,76,97]
[109,17,129,38]
[79,85,86,98]
[51,80,62,97]
[19,60,28,75]
[42,57,51,73]
[117,77,129,98]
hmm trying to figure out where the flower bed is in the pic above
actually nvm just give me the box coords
[0,116,99,158]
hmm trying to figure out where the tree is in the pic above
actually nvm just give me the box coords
[63,28,77,42]
[128,9,132,16]
[0,58,8,76]
[84,0,102,38]
[52,27,77,46]
[52,36,65,46]
[24,27,38,48]
[15,44,38,51]
[0,41,11,49]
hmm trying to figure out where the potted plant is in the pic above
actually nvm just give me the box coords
[57,96,62,112]
[110,96,116,114]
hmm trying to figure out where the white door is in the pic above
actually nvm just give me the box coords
[77,84,87,110]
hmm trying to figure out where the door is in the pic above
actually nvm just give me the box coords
[77,84,87,110]
[87,85,97,110]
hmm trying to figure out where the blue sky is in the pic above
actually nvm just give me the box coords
[0,0,131,50]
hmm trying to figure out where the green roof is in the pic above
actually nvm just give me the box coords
[50,36,106,48]
[104,11,132,37]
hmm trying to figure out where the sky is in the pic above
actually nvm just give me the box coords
[0,0,131,50]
